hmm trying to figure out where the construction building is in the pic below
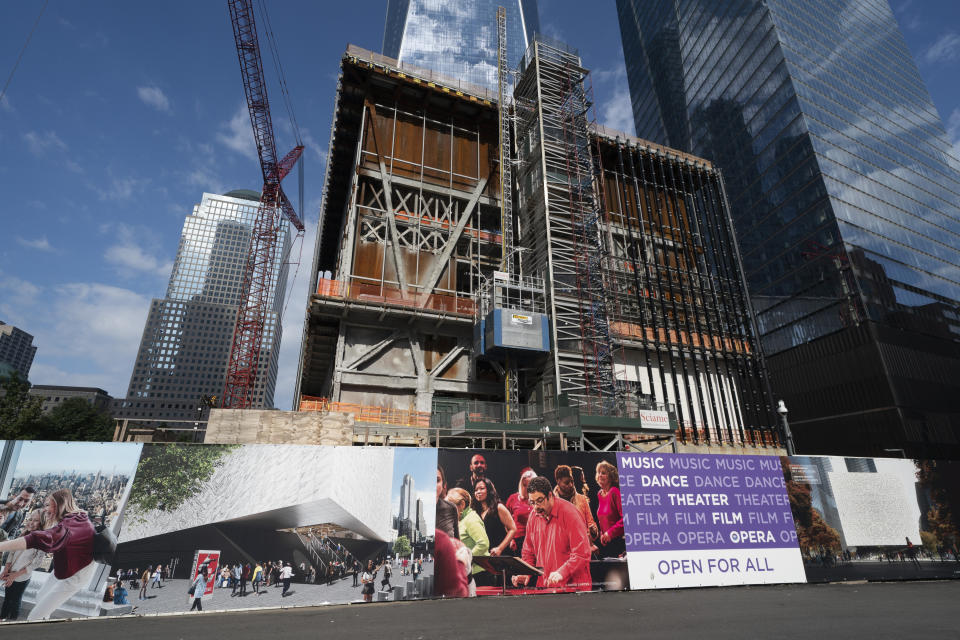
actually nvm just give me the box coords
[293,40,778,450]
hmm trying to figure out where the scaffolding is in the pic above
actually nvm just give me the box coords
[514,36,621,414]
[297,44,782,451]
[594,130,777,446]
[496,6,520,422]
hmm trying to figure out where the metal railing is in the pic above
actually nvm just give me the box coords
[315,278,476,316]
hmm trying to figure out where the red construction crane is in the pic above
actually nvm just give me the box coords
[222,0,305,409]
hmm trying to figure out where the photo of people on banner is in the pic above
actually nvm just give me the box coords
[0,440,142,622]
[435,449,627,597]
[782,456,960,582]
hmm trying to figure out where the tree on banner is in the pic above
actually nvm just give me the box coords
[393,535,412,558]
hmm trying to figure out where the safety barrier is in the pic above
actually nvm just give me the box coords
[299,395,431,428]
[315,278,475,316]
[1,439,956,626]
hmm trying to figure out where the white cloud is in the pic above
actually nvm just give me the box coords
[28,362,120,394]
[23,130,67,157]
[38,282,151,395]
[216,103,258,161]
[16,236,54,252]
[0,270,42,320]
[594,62,636,137]
[96,175,150,201]
[923,32,960,64]
[541,20,565,43]
[104,224,173,278]
[104,244,173,278]
[0,273,150,396]
[601,87,635,137]
[299,128,328,164]
[185,166,226,195]
[0,96,12,113]
[137,85,172,113]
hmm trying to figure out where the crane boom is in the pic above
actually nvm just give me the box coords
[222,0,303,409]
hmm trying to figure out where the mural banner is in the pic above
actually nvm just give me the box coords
[783,456,960,582]
[0,441,141,621]
[5,440,960,624]
[112,444,437,615]
[618,452,806,588]
[0,441,436,621]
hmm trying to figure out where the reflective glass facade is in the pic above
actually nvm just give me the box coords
[120,191,290,423]
[618,0,960,456]
[0,322,37,379]
[383,0,539,92]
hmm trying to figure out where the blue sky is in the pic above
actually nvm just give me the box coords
[1,1,958,409]
[10,440,142,475]
[390,447,437,534]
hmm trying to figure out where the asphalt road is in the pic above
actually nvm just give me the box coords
[6,581,960,639]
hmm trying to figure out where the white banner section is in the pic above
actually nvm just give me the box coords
[627,547,806,589]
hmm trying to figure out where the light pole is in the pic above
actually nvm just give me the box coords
[776,400,796,456]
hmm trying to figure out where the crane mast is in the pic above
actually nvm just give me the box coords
[222,0,304,409]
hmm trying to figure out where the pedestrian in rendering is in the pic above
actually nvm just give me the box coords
[151,565,162,589]
[188,566,208,612]
[380,560,393,592]
[252,561,263,594]
[139,566,151,599]
[280,562,293,596]
[361,561,374,602]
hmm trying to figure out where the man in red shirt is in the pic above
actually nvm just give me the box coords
[512,476,592,591]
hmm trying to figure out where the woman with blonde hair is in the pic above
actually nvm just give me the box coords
[0,488,97,620]
[505,467,536,555]
[446,486,488,596]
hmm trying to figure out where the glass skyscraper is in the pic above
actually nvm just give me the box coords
[119,190,290,425]
[382,0,539,92]
[0,321,37,379]
[618,0,960,457]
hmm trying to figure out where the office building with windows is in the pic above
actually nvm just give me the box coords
[617,0,960,457]
[382,0,539,93]
[118,190,290,424]
[28,385,114,415]
[0,321,37,379]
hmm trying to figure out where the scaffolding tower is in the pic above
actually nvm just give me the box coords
[496,6,520,421]
[515,37,622,414]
